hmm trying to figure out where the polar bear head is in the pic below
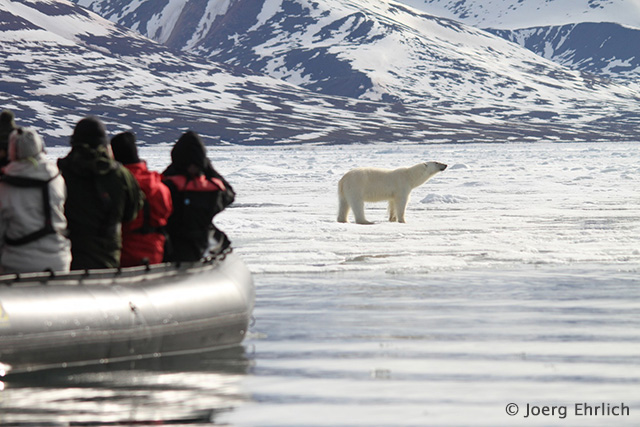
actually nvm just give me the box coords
[424,161,448,174]
[421,161,448,182]
[406,161,447,188]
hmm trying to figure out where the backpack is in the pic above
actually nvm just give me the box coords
[0,174,64,245]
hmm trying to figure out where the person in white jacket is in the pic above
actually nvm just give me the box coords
[0,127,71,273]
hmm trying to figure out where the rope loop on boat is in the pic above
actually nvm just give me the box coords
[219,246,233,262]
[40,268,55,284]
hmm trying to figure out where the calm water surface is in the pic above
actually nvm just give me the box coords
[1,267,639,426]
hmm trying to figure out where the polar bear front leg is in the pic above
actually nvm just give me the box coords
[395,193,409,223]
[388,199,397,222]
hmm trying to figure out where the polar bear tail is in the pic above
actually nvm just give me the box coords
[337,179,350,222]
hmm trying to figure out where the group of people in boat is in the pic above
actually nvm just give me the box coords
[0,110,235,274]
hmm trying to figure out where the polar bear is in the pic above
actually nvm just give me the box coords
[337,162,447,224]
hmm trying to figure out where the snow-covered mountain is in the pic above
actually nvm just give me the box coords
[2,0,639,145]
[70,0,640,131]
[489,22,640,81]
[401,0,640,80]
[0,0,486,145]
[399,0,640,29]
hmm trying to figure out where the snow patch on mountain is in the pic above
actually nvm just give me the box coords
[6,0,112,41]
[145,0,186,43]
[186,0,233,49]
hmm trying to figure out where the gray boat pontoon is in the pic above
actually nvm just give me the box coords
[0,250,254,374]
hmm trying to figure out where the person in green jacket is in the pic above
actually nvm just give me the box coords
[57,117,143,270]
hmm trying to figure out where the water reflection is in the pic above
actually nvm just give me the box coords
[0,346,250,426]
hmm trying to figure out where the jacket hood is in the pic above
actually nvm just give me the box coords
[163,131,219,179]
[168,131,208,174]
[9,127,44,161]
[4,127,58,180]
[71,117,109,148]
[111,131,140,165]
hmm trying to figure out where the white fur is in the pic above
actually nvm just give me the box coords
[337,162,447,224]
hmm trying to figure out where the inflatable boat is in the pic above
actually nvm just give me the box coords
[0,250,254,375]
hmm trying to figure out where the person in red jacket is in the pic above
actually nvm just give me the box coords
[111,132,172,267]
[162,131,235,262]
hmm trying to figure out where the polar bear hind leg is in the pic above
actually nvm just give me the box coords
[337,188,350,223]
[338,180,372,224]
[338,176,373,224]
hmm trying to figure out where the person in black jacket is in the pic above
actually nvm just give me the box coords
[162,131,235,262]
[57,117,143,270]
